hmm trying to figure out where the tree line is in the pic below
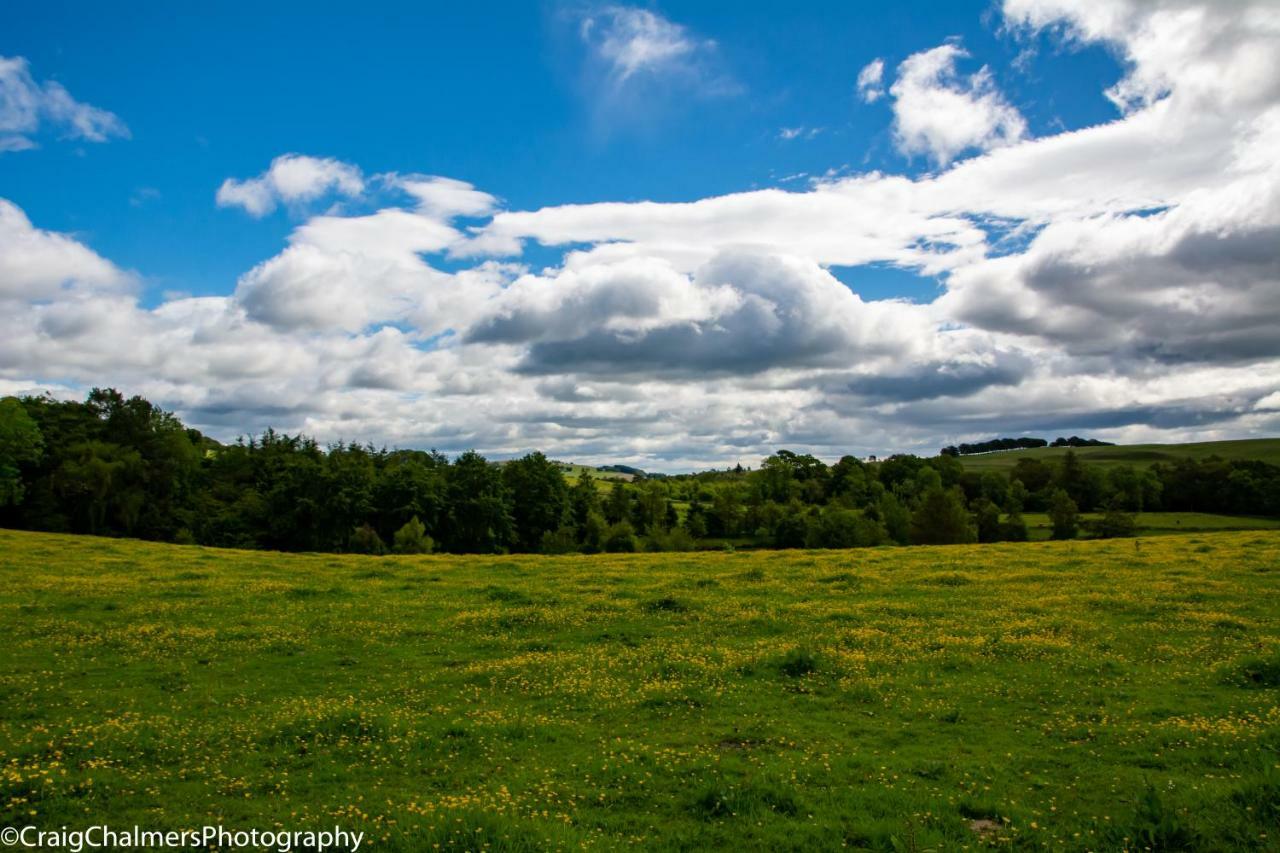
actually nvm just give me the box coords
[941,435,1114,456]
[1,390,1277,555]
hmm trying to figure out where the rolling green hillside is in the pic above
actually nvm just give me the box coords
[956,437,1280,471]
[2,529,1278,849]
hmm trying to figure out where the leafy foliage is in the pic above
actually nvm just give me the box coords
[2,389,1278,555]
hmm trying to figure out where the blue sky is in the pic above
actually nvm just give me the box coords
[3,1,1122,301]
[2,1,1278,467]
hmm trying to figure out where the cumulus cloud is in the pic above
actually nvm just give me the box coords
[856,58,885,103]
[0,199,133,299]
[395,175,498,219]
[216,154,366,217]
[887,43,1027,165]
[0,55,128,152]
[4,0,1280,466]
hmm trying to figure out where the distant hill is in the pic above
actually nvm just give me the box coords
[554,462,641,481]
[956,437,1280,471]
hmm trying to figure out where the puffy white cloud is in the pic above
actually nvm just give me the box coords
[856,58,885,103]
[394,175,497,219]
[216,154,366,217]
[0,199,133,300]
[469,251,939,377]
[0,55,128,152]
[232,207,509,334]
[887,43,1027,165]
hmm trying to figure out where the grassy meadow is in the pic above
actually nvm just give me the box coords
[2,528,1279,851]
[1018,512,1280,541]
[956,438,1280,472]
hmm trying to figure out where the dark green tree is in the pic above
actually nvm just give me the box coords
[503,452,568,551]
[445,451,512,552]
[909,486,975,545]
[0,396,43,506]
[972,497,1002,543]
[1048,489,1079,540]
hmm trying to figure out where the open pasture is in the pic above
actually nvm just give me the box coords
[1,529,1278,850]
[956,438,1280,472]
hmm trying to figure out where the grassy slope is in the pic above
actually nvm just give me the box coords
[956,437,1280,472]
[2,529,1278,850]
[1019,511,1280,541]
[556,463,635,482]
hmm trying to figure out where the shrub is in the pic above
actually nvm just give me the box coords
[1090,501,1137,538]
[392,516,433,554]
[643,526,696,552]
[348,523,387,555]
[539,525,579,555]
[1221,651,1280,688]
[777,648,818,678]
[999,509,1029,542]
[805,508,886,549]
[603,520,638,553]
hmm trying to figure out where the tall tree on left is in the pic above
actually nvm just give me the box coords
[0,397,44,506]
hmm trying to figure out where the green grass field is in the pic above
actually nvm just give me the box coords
[956,437,1280,472]
[2,529,1279,850]
[1019,512,1280,541]
[554,463,636,482]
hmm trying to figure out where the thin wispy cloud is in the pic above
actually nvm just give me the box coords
[0,55,128,152]
[779,126,822,141]
[575,4,739,108]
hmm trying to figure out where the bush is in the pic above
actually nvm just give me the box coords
[392,516,433,554]
[999,510,1029,542]
[580,511,607,554]
[603,521,638,553]
[805,508,886,549]
[1090,501,1137,538]
[777,648,819,678]
[1221,651,1280,688]
[539,525,579,554]
[348,523,387,555]
[643,527,695,552]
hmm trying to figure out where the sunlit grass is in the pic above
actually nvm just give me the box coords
[1,529,1277,850]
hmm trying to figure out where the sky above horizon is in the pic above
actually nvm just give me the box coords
[2,0,1279,470]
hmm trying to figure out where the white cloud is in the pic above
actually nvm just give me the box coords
[574,4,737,110]
[394,175,498,219]
[779,126,821,141]
[0,199,133,300]
[857,58,885,103]
[0,55,128,152]
[216,154,366,217]
[582,6,701,82]
[887,43,1027,165]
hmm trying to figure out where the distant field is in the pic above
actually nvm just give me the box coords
[555,462,636,481]
[2,529,1278,849]
[956,437,1280,471]
[1020,511,1280,541]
